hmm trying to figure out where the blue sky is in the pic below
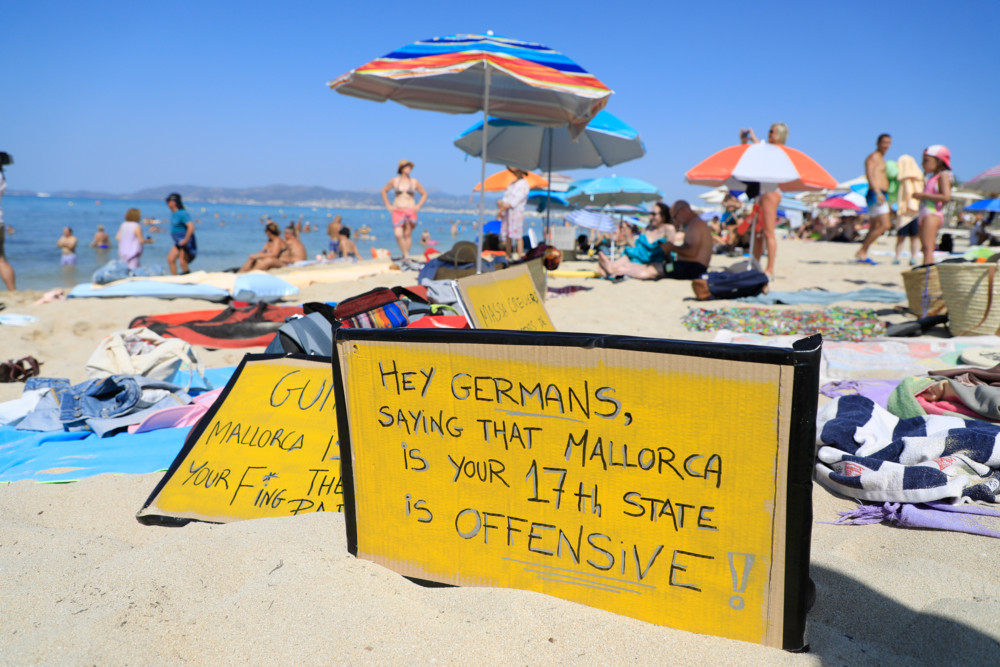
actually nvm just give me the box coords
[4,1,998,200]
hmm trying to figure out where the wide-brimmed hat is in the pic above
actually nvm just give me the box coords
[437,241,479,266]
[923,145,951,170]
[398,159,414,173]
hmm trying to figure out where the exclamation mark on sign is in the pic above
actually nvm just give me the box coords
[728,552,755,610]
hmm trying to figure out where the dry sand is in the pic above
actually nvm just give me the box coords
[2,237,999,664]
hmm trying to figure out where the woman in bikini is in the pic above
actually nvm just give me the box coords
[912,145,952,266]
[381,159,427,260]
[239,222,287,272]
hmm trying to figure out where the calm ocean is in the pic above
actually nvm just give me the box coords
[1,196,494,292]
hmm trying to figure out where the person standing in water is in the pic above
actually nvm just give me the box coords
[166,193,197,275]
[381,159,427,260]
[0,154,16,290]
[56,227,78,266]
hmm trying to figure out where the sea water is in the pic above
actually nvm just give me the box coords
[1,196,506,291]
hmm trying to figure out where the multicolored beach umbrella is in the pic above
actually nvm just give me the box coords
[329,33,613,271]
[328,33,612,135]
[685,142,837,192]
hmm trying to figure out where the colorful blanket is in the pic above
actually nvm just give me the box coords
[684,307,885,341]
[816,395,1000,504]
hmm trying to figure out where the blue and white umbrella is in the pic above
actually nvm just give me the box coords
[454,110,645,172]
[565,209,616,233]
[566,176,662,208]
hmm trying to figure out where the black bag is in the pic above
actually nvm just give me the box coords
[693,269,769,300]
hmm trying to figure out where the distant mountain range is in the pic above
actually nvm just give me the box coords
[8,184,492,212]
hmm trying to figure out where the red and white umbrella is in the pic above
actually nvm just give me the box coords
[686,142,837,192]
[817,191,866,211]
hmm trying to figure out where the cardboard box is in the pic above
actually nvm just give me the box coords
[333,329,820,649]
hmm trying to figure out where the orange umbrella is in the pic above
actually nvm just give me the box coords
[474,169,549,192]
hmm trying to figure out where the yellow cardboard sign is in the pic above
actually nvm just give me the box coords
[138,355,342,524]
[457,264,554,331]
[335,334,816,649]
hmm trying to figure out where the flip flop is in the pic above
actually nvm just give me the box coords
[855,258,878,265]
[0,361,14,383]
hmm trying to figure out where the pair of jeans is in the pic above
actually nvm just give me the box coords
[18,375,190,436]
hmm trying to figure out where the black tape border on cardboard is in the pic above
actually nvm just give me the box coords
[332,328,821,651]
[135,353,332,527]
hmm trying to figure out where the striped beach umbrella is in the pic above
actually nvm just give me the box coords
[329,33,612,271]
[685,142,837,192]
[966,164,1000,194]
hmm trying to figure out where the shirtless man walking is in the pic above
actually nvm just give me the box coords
[855,134,892,263]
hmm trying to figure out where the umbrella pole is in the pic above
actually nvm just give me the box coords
[747,196,757,261]
[545,127,553,241]
[476,68,491,275]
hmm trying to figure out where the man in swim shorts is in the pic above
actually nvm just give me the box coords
[855,134,892,263]
[57,226,78,266]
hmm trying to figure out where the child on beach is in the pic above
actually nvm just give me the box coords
[913,145,952,266]
[166,193,197,275]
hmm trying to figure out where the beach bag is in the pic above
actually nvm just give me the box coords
[937,263,1000,336]
[333,286,426,329]
[901,265,946,318]
[85,327,208,387]
[264,312,335,356]
[691,269,769,301]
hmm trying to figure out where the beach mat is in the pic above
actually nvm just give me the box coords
[130,303,304,349]
[68,281,231,302]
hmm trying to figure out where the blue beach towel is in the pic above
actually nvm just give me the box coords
[0,366,237,483]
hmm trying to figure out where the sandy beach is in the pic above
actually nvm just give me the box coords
[2,237,999,665]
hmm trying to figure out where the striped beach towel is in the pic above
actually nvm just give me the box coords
[816,395,1000,503]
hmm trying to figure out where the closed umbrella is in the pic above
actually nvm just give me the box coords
[329,33,612,272]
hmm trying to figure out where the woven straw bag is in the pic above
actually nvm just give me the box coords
[901,265,946,317]
[937,263,1000,336]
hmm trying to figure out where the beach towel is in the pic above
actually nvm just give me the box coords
[816,395,1000,504]
[684,307,885,341]
[829,501,1000,539]
[130,303,303,349]
[738,287,906,306]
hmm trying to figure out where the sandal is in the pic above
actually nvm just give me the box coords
[0,361,13,383]
[9,356,41,382]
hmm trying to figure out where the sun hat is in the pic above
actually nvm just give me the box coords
[923,145,951,170]
[398,159,414,173]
